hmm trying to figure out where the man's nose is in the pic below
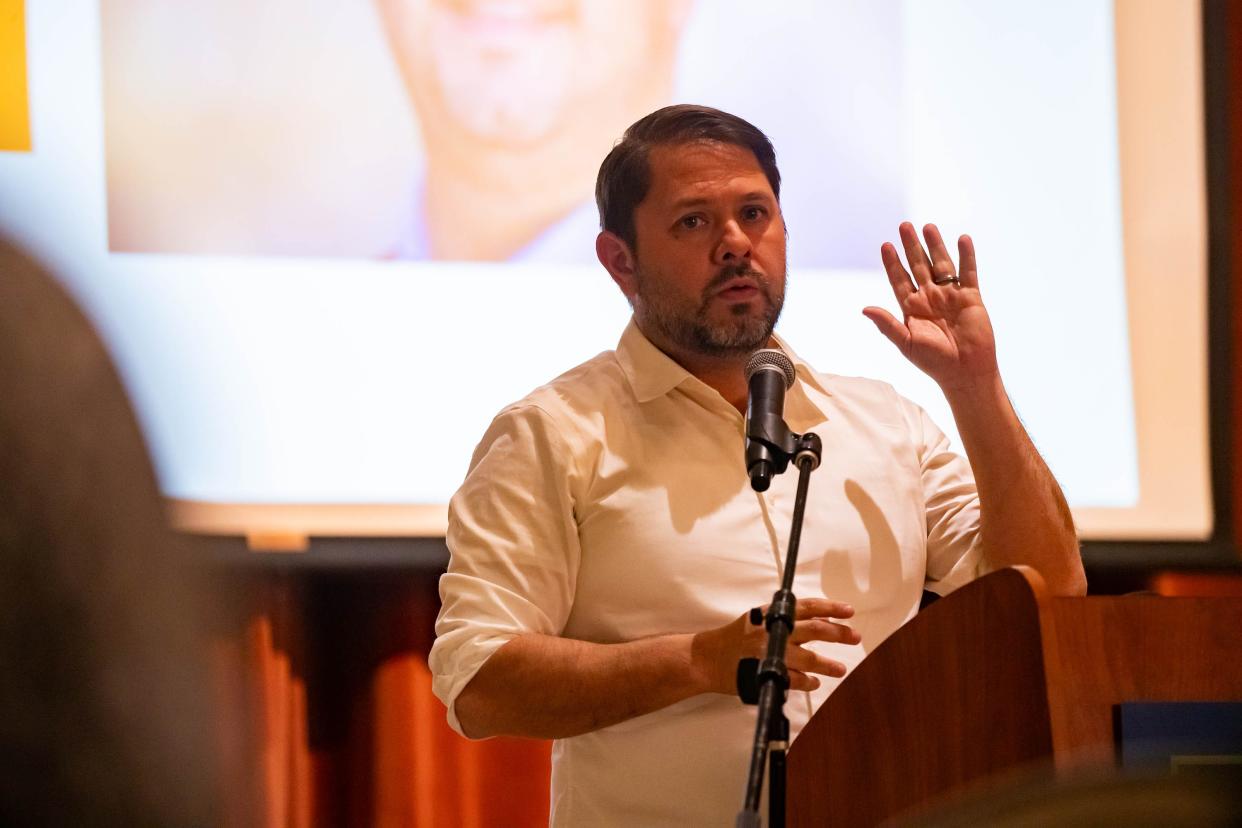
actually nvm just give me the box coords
[713,219,752,264]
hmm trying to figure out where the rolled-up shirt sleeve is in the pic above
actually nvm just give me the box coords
[429,403,581,737]
[902,398,988,596]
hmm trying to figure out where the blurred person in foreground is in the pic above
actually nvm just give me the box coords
[0,240,219,826]
[429,105,1085,825]
[375,0,692,262]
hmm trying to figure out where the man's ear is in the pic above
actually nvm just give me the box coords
[596,231,638,300]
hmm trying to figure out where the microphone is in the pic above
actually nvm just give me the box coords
[744,349,797,492]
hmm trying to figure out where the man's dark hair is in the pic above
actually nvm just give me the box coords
[595,104,781,253]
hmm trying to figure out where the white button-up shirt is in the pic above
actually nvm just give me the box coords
[430,319,984,826]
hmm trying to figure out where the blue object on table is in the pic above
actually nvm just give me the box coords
[1117,702,1242,782]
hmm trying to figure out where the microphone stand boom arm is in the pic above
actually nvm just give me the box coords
[736,431,822,828]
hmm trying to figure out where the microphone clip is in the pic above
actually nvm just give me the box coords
[745,413,797,490]
[746,423,822,492]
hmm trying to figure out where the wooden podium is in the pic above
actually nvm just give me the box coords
[786,567,1242,826]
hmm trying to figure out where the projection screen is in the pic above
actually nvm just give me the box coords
[0,0,1209,542]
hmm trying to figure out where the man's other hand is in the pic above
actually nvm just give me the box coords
[690,598,861,695]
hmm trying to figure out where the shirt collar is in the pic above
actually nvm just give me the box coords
[615,318,833,404]
[616,318,694,403]
[770,330,833,398]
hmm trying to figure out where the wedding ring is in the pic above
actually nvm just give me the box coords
[932,274,960,286]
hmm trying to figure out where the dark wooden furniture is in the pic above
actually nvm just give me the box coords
[786,567,1242,826]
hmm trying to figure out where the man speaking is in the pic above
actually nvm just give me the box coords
[429,105,1085,826]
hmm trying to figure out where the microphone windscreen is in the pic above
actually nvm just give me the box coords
[745,349,795,389]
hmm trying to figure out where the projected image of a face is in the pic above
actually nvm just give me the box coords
[370,0,688,261]
[376,0,687,146]
[101,0,903,268]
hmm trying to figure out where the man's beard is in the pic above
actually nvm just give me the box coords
[635,262,785,358]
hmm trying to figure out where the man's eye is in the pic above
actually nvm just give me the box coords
[743,206,766,221]
[680,216,703,229]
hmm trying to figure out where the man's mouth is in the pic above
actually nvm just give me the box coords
[711,265,769,303]
[718,281,761,301]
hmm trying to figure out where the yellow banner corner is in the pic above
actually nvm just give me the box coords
[0,0,31,152]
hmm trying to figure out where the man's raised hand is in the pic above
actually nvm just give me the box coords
[862,222,1000,393]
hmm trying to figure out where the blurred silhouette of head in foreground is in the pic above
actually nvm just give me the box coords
[0,238,218,826]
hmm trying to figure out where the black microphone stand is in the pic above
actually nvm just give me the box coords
[736,430,822,828]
